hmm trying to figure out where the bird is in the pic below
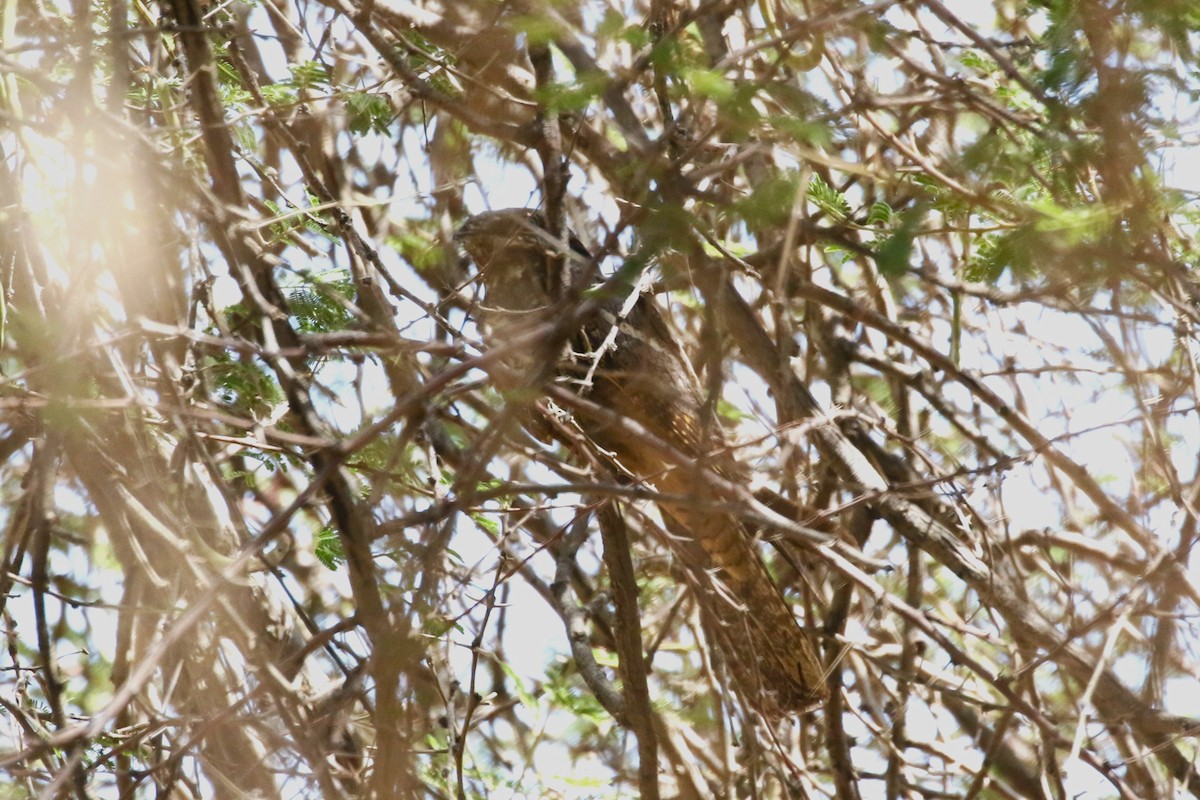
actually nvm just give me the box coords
[455,208,827,714]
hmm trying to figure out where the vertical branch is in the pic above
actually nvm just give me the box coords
[824,506,872,800]
[597,502,660,800]
[886,543,921,800]
[528,42,570,297]
[551,514,626,718]
[453,553,505,800]
[647,0,678,132]
[27,440,88,799]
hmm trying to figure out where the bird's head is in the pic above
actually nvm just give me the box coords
[455,209,544,271]
[455,208,593,303]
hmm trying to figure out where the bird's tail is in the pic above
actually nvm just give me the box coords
[659,497,828,714]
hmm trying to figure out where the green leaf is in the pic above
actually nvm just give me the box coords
[471,513,500,537]
[422,615,460,637]
[867,201,893,226]
[233,122,257,152]
[215,57,242,88]
[768,114,831,146]
[618,23,652,49]
[966,225,1037,283]
[533,72,608,113]
[875,211,921,277]
[288,61,331,89]
[680,67,734,100]
[716,398,746,424]
[595,9,626,40]
[287,276,355,333]
[387,229,441,273]
[260,83,297,106]
[733,170,801,226]
[205,349,285,419]
[315,526,345,569]
[510,14,563,45]
[499,661,538,708]
[593,648,618,667]
[807,174,850,221]
[344,92,393,136]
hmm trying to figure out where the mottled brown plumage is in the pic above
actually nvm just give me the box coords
[456,209,827,713]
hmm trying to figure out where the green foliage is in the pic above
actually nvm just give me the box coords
[534,71,609,113]
[233,121,258,153]
[391,34,459,98]
[617,20,652,49]
[734,170,802,226]
[510,14,566,45]
[965,199,1111,284]
[288,61,332,90]
[867,201,894,226]
[766,113,832,145]
[215,58,252,106]
[287,272,356,333]
[874,210,922,277]
[125,74,182,111]
[475,511,506,539]
[716,398,746,425]
[388,228,442,273]
[807,174,850,221]
[261,197,336,247]
[680,67,734,100]
[344,91,394,135]
[348,433,420,482]
[205,348,285,420]
[257,82,294,106]
[762,82,834,144]
[594,8,623,40]
[965,223,1041,283]
[314,525,346,569]
[421,614,461,637]
[545,659,608,725]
